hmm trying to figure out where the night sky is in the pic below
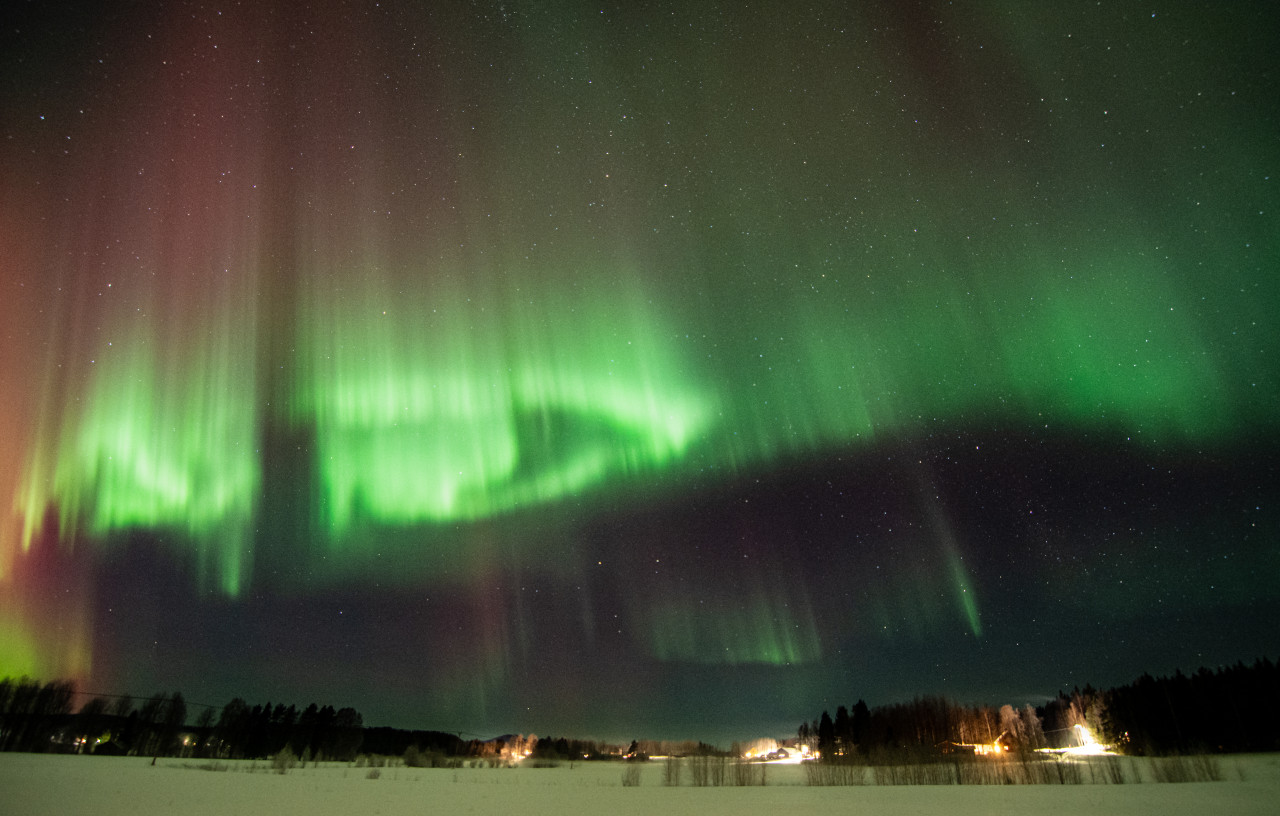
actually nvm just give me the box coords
[1,1,1277,743]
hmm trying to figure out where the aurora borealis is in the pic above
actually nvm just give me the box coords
[1,1,1277,741]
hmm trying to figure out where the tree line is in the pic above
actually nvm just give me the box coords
[0,679,191,756]
[7,658,1276,761]
[803,657,1280,760]
[200,698,365,760]
[0,677,458,761]
[1041,658,1280,754]
[800,696,1046,762]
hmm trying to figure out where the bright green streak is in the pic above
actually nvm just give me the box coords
[294,277,715,536]
[948,553,982,639]
[25,320,258,596]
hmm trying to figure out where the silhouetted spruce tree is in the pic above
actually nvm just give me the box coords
[331,707,363,760]
[213,698,250,758]
[293,703,319,757]
[313,704,337,759]
[851,699,871,751]
[817,710,835,758]
[833,706,851,756]
[245,703,272,758]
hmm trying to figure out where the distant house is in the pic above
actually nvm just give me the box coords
[938,731,1012,756]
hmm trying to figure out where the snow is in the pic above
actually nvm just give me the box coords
[3,752,1279,815]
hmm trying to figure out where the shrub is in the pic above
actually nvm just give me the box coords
[1149,755,1222,783]
[708,755,728,787]
[525,759,562,769]
[272,746,297,775]
[621,763,643,787]
[689,755,708,787]
[804,761,865,786]
[733,760,765,786]
[662,757,682,787]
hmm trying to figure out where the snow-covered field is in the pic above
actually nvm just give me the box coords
[4,752,1279,815]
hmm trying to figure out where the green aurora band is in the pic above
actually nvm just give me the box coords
[294,277,715,536]
[12,219,1276,661]
[19,252,1267,598]
[4,2,1277,679]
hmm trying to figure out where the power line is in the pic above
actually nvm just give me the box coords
[67,689,219,711]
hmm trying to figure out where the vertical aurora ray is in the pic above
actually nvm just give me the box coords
[9,15,270,596]
[645,586,822,666]
[694,231,1255,471]
[920,483,982,639]
[2,0,273,684]
[292,261,716,539]
[613,512,826,667]
[41,316,260,595]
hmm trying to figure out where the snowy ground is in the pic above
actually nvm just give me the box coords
[4,752,1279,815]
